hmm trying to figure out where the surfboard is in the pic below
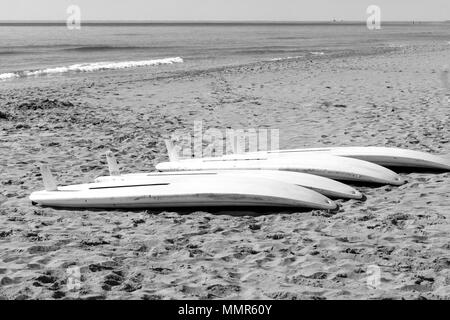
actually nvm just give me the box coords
[94,170,364,200]
[30,174,337,210]
[156,154,405,185]
[206,147,450,171]
[264,147,450,171]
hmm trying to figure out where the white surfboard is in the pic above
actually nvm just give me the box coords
[156,154,405,185]
[264,147,450,171]
[95,170,364,200]
[204,147,450,171]
[30,173,337,210]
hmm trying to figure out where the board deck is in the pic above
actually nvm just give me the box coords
[30,175,337,210]
[94,170,364,200]
[156,154,405,185]
[190,147,450,171]
[276,147,450,170]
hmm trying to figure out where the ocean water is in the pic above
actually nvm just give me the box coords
[0,22,449,81]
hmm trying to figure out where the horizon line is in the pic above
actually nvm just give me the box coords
[0,19,448,24]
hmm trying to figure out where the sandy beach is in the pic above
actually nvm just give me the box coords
[0,33,449,299]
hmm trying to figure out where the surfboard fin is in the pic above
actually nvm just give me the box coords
[105,151,120,176]
[40,164,58,191]
[164,140,179,162]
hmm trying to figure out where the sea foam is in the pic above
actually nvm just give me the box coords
[269,55,303,62]
[0,72,19,80]
[0,57,183,80]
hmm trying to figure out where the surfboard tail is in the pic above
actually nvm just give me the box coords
[164,140,179,162]
[105,151,120,176]
[40,164,58,191]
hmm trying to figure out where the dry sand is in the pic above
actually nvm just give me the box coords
[0,42,449,300]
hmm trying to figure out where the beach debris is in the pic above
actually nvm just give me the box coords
[17,99,75,111]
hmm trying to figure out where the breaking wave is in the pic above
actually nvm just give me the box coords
[269,55,303,62]
[0,57,183,80]
[309,51,325,56]
[0,73,18,80]
[269,52,325,61]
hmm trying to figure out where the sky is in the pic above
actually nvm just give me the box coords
[1,0,449,21]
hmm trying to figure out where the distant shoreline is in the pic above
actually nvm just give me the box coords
[0,20,447,27]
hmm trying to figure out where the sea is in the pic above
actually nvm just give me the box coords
[1,22,449,82]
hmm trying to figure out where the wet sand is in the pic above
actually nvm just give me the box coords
[0,41,449,299]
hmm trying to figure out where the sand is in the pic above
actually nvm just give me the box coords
[0,41,449,300]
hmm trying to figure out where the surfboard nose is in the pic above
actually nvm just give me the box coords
[349,189,364,200]
[392,175,406,186]
[324,198,338,210]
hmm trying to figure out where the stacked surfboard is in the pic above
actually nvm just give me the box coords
[30,146,450,211]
